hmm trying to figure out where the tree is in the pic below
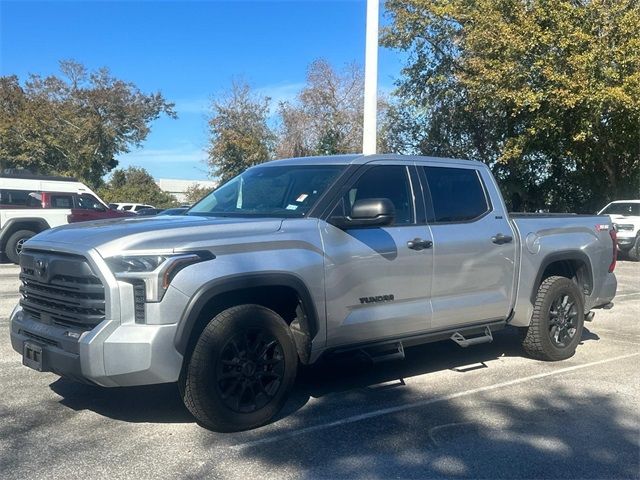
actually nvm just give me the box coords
[0,60,176,187]
[276,59,366,157]
[98,166,178,208]
[207,80,275,183]
[383,0,640,212]
[184,183,215,205]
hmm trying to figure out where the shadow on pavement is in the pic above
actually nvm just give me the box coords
[47,326,601,428]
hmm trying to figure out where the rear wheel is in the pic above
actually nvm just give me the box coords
[181,304,298,432]
[521,276,585,361]
[5,229,36,264]
[628,236,640,261]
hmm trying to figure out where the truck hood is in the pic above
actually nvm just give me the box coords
[27,215,284,258]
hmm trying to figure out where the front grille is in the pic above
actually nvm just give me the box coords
[19,250,106,331]
[22,330,59,347]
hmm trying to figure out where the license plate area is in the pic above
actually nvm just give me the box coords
[23,342,43,371]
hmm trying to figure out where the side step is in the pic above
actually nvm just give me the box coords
[450,326,493,348]
[360,341,405,363]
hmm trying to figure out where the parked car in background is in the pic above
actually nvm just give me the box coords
[136,208,165,216]
[109,202,155,213]
[0,172,132,263]
[160,207,188,216]
[598,200,640,261]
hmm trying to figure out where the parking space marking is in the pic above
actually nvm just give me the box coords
[597,338,640,346]
[614,292,640,299]
[232,352,640,450]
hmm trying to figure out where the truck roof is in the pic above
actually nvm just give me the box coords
[261,154,484,168]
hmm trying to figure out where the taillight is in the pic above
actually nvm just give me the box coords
[608,228,617,273]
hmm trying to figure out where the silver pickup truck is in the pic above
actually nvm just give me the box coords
[10,154,618,431]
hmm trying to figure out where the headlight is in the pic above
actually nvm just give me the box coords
[106,251,214,302]
[105,255,168,273]
[614,224,634,231]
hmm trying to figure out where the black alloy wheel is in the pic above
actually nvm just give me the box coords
[216,329,286,413]
[547,293,579,348]
[180,304,298,432]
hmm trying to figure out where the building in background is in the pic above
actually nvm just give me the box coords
[156,178,217,204]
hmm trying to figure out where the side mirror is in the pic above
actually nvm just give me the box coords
[330,198,395,228]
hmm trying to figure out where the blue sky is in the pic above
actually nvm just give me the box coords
[0,0,404,180]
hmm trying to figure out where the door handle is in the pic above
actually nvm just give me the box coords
[407,238,433,250]
[492,233,513,245]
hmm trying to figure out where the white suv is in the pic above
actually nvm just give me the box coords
[598,200,640,261]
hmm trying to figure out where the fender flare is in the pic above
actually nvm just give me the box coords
[530,250,594,303]
[0,217,51,251]
[174,272,320,356]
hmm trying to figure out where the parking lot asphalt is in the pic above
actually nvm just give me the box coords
[0,261,638,480]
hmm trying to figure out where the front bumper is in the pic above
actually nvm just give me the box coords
[11,306,183,387]
[616,236,635,251]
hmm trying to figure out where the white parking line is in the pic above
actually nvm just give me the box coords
[614,292,640,299]
[232,352,640,450]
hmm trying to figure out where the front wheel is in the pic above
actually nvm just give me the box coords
[627,236,640,261]
[5,229,37,264]
[521,276,585,361]
[181,304,298,432]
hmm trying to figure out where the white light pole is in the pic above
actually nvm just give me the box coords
[362,0,379,155]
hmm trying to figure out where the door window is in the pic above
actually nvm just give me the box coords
[341,166,414,225]
[50,194,73,209]
[76,194,105,210]
[422,167,490,223]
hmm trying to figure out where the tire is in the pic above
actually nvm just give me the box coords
[180,304,298,432]
[521,276,585,361]
[627,236,640,261]
[5,229,36,264]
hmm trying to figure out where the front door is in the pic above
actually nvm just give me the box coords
[321,164,434,347]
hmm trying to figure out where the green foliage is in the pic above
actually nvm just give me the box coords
[207,80,275,183]
[208,60,380,181]
[0,60,176,187]
[184,183,215,205]
[277,60,366,157]
[382,0,640,212]
[98,166,178,208]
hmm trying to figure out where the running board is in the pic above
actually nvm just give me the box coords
[450,326,493,348]
[361,341,405,363]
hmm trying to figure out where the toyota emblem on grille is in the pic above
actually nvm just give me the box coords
[35,258,48,278]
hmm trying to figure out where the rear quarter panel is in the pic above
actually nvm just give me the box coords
[510,215,616,327]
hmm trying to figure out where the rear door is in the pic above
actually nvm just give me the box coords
[417,164,517,329]
[321,163,434,347]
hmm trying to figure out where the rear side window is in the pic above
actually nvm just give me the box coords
[422,167,490,223]
[0,189,42,208]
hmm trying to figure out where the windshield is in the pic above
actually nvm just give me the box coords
[600,203,640,216]
[188,165,344,217]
